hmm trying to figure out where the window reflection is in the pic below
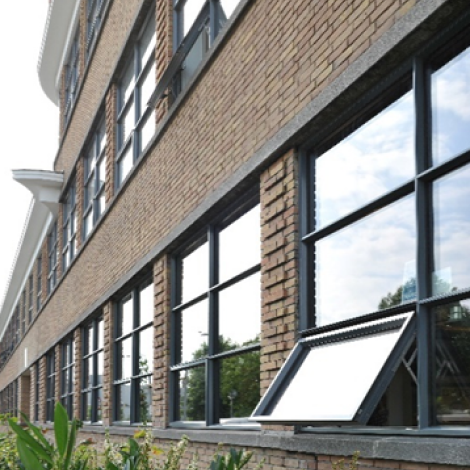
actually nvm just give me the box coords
[315,195,416,326]
[118,338,133,380]
[116,383,131,421]
[139,328,153,375]
[316,90,414,229]
[140,284,154,326]
[433,299,470,425]
[220,351,260,420]
[183,0,206,35]
[97,352,104,386]
[182,241,208,303]
[139,376,152,423]
[432,165,470,295]
[220,0,240,19]
[179,367,205,421]
[181,299,208,363]
[219,205,260,283]
[219,272,260,351]
[119,296,134,336]
[432,46,470,165]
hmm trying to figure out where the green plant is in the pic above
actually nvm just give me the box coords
[210,446,263,470]
[0,413,22,469]
[8,402,89,470]
[332,452,360,470]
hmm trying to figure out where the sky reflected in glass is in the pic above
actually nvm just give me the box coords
[181,299,208,363]
[182,241,208,303]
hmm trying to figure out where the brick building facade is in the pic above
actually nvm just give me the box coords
[1,0,470,468]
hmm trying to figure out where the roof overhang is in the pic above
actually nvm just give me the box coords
[37,0,80,104]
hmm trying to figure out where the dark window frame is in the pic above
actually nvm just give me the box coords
[115,9,156,188]
[37,255,43,311]
[295,18,470,434]
[170,194,261,427]
[47,222,59,295]
[81,315,104,424]
[46,350,56,422]
[35,362,40,421]
[113,278,154,424]
[62,180,77,273]
[60,337,75,419]
[86,0,107,62]
[28,274,34,324]
[64,27,81,126]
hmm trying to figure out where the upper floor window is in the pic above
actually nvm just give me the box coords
[60,337,75,419]
[28,274,34,324]
[82,316,104,423]
[64,28,81,126]
[37,255,43,311]
[116,12,156,187]
[171,199,260,425]
[63,181,77,273]
[114,280,153,424]
[83,118,106,239]
[47,222,59,294]
[34,362,40,421]
[21,291,26,336]
[172,0,241,95]
[46,350,56,422]
[86,0,106,61]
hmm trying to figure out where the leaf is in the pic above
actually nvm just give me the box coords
[8,418,53,465]
[54,402,69,458]
[63,418,78,470]
[17,439,47,470]
[20,412,54,454]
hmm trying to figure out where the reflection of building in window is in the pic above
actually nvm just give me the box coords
[171,197,261,425]
[81,316,104,423]
[62,180,77,272]
[64,27,80,126]
[47,222,58,294]
[46,350,56,422]
[60,337,75,419]
[113,280,153,424]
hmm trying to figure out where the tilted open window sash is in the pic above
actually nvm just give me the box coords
[251,313,415,425]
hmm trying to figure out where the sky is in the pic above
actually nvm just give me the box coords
[0,2,59,306]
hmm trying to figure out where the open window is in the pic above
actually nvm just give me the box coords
[252,313,415,425]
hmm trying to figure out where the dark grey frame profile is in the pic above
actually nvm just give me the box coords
[34,362,40,421]
[170,194,261,426]
[37,255,43,311]
[83,117,106,239]
[295,17,470,433]
[64,27,80,126]
[62,180,77,273]
[21,290,26,336]
[46,350,56,422]
[113,279,153,424]
[28,274,34,324]
[47,222,58,294]
[86,0,107,61]
[81,316,104,423]
[115,8,156,188]
[60,337,75,419]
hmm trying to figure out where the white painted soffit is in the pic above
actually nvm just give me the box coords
[12,169,64,215]
[38,0,78,104]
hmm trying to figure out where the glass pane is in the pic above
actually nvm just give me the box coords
[139,376,152,424]
[98,154,106,189]
[432,165,470,295]
[98,191,106,218]
[183,0,206,36]
[432,46,470,165]
[316,90,414,229]
[139,327,153,375]
[141,110,156,152]
[84,210,94,238]
[62,369,69,395]
[219,205,260,283]
[140,283,154,326]
[96,387,103,422]
[86,357,94,388]
[181,240,208,303]
[433,300,470,425]
[85,325,93,355]
[84,392,92,421]
[219,272,260,351]
[181,299,208,363]
[97,352,104,386]
[316,195,416,326]
[121,60,135,109]
[270,314,411,421]
[117,338,133,380]
[179,367,205,421]
[118,144,133,185]
[99,120,107,150]
[220,0,240,19]
[220,351,260,420]
[140,17,156,67]
[119,295,134,337]
[116,383,131,421]
[140,62,156,112]
[121,101,135,144]
[97,318,104,350]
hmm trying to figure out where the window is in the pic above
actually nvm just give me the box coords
[86,0,106,61]
[83,118,106,239]
[46,350,56,421]
[257,25,470,431]
[114,280,153,424]
[34,362,40,421]
[116,12,156,187]
[171,200,260,426]
[60,337,75,419]
[21,291,26,336]
[82,316,104,423]
[37,255,43,311]
[172,0,241,96]
[62,181,77,272]
[47,222,58,294]
[28,274,34,324]
[64,27,80,126]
